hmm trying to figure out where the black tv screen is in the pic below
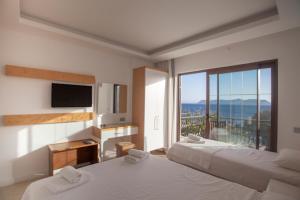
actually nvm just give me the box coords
[51,83,92,107]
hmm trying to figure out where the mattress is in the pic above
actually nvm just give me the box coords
[22,156,261,200]
[167,139,300,191]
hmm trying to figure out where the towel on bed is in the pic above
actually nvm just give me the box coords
[128,149,150,159]
[46,171,90,194]
[61,166,82,183]
[124,149,150,163]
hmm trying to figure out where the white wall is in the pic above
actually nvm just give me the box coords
[0,0,152,186]
[175,27,300,151]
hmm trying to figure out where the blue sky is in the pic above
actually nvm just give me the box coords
[181,69,271,103]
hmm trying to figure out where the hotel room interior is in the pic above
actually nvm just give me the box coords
[1,0,300,200]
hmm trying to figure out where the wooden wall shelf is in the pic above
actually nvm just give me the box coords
[3,112,96,126]
[5,65,96,84]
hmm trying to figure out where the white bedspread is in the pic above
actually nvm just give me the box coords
[22,156,261,200]
[167,139,300,191]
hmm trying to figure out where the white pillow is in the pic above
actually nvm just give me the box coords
[274,148,300,172]
[267,179,300,200]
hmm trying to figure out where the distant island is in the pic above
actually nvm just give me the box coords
[196,99,271,106]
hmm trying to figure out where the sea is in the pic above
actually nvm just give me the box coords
[181,103,271,119]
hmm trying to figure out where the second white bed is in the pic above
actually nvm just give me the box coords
[167,139,300,191]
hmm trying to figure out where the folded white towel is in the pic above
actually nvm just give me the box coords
[60,166,82,184]
[124,155,142,164]
[188,134,202,142]
[128,149,150,159]
[46,171,90,194]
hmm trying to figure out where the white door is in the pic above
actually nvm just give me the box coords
[144,69,167,152]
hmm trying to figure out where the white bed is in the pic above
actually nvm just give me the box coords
[22,155,261,200]
[167,139,300,191]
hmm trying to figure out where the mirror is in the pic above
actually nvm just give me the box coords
[98,83,127,114]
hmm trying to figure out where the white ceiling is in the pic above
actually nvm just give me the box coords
[19,0,300,61]
[21,0,276,51]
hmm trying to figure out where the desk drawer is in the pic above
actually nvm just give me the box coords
[52,150,77,170]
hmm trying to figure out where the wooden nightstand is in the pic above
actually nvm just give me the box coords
[48,139,99,175]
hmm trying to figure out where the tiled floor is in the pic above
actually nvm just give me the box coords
[0,152,167,200]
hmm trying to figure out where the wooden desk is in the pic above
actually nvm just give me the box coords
[91,123,138,161]
[48,139,99,175]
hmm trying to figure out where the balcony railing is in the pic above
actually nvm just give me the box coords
[180,113,262,148]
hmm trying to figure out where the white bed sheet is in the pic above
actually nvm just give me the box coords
[266,179,300,199]
[167,139,300,191]
[22,156,261,200]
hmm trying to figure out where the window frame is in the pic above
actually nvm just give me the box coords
[177,59,278,152]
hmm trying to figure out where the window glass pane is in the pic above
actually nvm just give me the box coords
[230,95,242,121]
[212,70,258,148]
[219,73,231,95]
[180,72,207,139]
[242,119,257,148]
[209,74,218,135]
[260,68,271,95]
[210,74,218,96]
[219,95,232,119]
[242,95,257,120]
[242,70,257,95]
[259,94,271,150]
[259,121,271,150]
[231,72,243,95]
[259,68,272,150]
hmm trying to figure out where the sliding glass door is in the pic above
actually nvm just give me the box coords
[208,70,258,148]
[179,60,277,151]
[179,72,207,139]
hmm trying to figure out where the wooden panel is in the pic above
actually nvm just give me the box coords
[132,67,145,150]
[53,150,77,170]
[3,112,96,126]
[53,152,67,170]
[48,139,98,152]
[119,84,127,113]
[5,65,95,84]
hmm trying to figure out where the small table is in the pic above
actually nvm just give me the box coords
[48,139,99,175]
[91,123,138,161]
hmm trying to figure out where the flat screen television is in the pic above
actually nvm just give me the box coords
[51,83,92,107]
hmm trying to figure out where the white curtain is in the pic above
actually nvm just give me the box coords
[155,60,178,149]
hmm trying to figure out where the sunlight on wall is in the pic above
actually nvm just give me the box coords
[17,128,29,158]
[31,125,55,151]
[17,120,95,157]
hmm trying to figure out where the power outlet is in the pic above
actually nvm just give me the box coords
[294,127,300,134]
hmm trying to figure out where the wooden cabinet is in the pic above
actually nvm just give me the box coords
[132,67,168,151]
[48,140,99,175]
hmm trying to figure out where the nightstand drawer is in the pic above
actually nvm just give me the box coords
[52,150,77,170]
